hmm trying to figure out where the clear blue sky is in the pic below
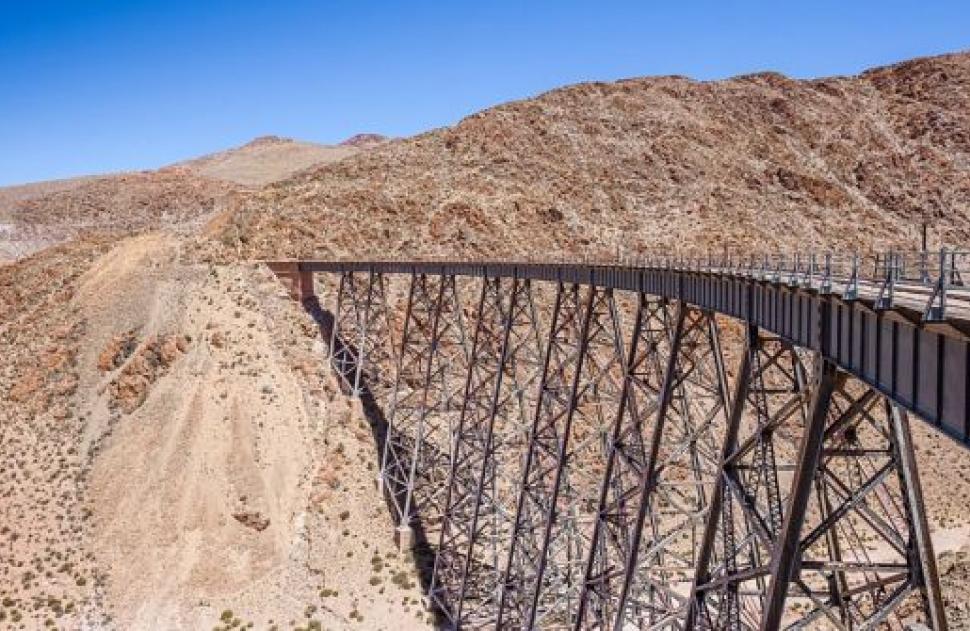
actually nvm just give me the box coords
[1,1,968,186]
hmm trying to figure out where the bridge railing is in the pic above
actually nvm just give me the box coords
[306,248,970,322]
[572,248,970,321]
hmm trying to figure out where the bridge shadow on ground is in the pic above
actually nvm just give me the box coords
[302,296,445,628]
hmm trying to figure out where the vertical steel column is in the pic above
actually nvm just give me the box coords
[353,270,393,397]
[429,275,546,628]
[759,359,838,630]
[686,323,757,629]
[574,294,672,629]
[497,281,626,629]
[750,374,949,628]
[527,284,626,629]
[326,270,393,397]
[688,331,817,629]
[495,282,580,628]
[456,277,545,628]
[890,404,947,630]
[429,275,504,622]
[379,271,427,526]
[329,271,363,390]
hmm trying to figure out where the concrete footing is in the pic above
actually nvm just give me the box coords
[395,525,414,550]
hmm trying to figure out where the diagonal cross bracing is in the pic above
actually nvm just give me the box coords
[609,306,731,630]
[429,275,545,628]
[574,295,673,629]
[496,282,627,629]
[380,273,470,535]
[758,381,947,629]
[688,329,816,629]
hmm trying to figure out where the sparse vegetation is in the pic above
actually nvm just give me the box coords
[3,49,970,631]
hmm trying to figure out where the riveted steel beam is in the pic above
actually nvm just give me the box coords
[759,359,838,630]
[689,329,817,629]
[524,284,626,629]
[429,274,545,627]
[607,306,730,630]
[497,281,627,629]
[756,379,948,629]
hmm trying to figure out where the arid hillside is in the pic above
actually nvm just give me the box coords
[215,52,969,261]
[2,52,970,629]
[0,134,379,262]
[1,169,235,261]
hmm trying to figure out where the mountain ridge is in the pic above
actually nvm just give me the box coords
[213,50,969,263]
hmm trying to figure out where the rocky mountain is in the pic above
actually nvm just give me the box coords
[1,51,970,628]
[174,135,363,187]
[339,133,389,148]
[216,51,969,262]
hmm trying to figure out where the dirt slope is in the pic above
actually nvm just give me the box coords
[1,235,431,628]
[216,52,970,261]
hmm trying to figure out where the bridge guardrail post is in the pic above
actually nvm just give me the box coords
[846,253,859,300]
[877,249,898,310]
[942,247,950,318]
[924,247,950,321]
[821,253,832,294]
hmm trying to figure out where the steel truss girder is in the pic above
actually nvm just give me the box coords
[329,270,394,397]
[429,276,544,628]
[497,282,627,629]
[759,376,947,630]
[574,294,674,630]
[380,273,470,533]
[688,326,815,630]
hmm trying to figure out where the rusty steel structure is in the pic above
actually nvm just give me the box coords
[267,255,969,630]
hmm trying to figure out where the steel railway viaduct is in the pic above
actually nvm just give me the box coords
[270,254,970,630]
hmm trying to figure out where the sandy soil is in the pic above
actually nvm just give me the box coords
[1,234,433,629]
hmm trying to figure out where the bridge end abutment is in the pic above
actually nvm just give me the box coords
[264,261,316,301]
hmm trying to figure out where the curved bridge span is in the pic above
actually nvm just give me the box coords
[269,258,967,630]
